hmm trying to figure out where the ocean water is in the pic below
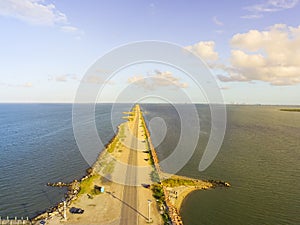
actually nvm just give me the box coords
[0,104,299,224]
[0,103,127,218]
[145,104,300,225]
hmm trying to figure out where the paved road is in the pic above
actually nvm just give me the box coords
[119,109,139,225]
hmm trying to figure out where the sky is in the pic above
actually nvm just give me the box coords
[0,0,299,104]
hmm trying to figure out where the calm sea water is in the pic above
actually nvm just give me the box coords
[142,104,300,225]
[0,104,299,224]
[0,104,127,218]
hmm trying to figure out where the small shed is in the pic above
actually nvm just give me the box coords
[94,185,105,193]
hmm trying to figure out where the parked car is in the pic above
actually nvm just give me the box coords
[69,207,84,214]
[142,183,151,189]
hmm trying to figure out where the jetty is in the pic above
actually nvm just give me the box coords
[32,104,230,225]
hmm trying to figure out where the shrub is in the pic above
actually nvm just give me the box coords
[151,183,164,200]
[150,170,160,182]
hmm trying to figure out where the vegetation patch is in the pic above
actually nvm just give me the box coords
[151,183,165,202]
[144,141,154,165]
[106,124,127,153]
[150,170,160,182]
[79,174,100,195]
[280,108,300,112]
[100,176,112,184]
[161,213,171,225]
[151,183,171,224]
[162,177,198,187]
[102,161,115,175]
[107,138,118,153]
[118,124,126,139]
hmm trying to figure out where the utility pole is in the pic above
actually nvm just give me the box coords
[147,200,152,223]
[63,200,67,221]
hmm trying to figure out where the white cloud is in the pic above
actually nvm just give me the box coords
[217,74,249,82]
[0,0,83,37]
[0,0,67,25]
[83,75,103,84]
[52,74,79,82]
[243,0,299,19]
[185,41,219,61]
[249,0,298,12]
[23,82,33,87]
[241,14,263,19]
[213,16,223,26]
[218,24,300,86]
[61,26,78,33]
[0,81,33,88]
[81,74,114,85]
[55,75,68,82]
[220,86,230,90]
[60,25,84,39]
[215,30,224,34]
[231,50,266,68]
[128,70,188,90]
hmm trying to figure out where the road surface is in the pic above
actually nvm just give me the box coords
[119,107,140,224]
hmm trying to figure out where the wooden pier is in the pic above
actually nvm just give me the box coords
[0,217,31,225]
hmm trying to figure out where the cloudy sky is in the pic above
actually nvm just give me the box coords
[0,0,299,104]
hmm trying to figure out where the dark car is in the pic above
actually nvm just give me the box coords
[142,183,151,189]
[69,207,84,214]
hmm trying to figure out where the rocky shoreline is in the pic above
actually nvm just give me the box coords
[31,123,125,223]
[32,177,86,222]
[141,112,231,225]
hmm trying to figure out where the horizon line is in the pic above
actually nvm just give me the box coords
[0,102,299,106]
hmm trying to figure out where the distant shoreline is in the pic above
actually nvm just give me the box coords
[280,108,300,112]
[1,102,300,107]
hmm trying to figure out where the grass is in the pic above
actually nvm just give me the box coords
[151,183,165,202]
[107,138,118,153]
[162,177,198,187]
[140,118,155,165]
[150,170,160,182]
[143,138,154,165]
[118,124,126,139]
[78,174,100,195]
[102,161,115,174]
[106,124,127,153]
[151,183,171,224]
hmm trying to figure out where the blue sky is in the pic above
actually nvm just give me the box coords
[0,0,299,104]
